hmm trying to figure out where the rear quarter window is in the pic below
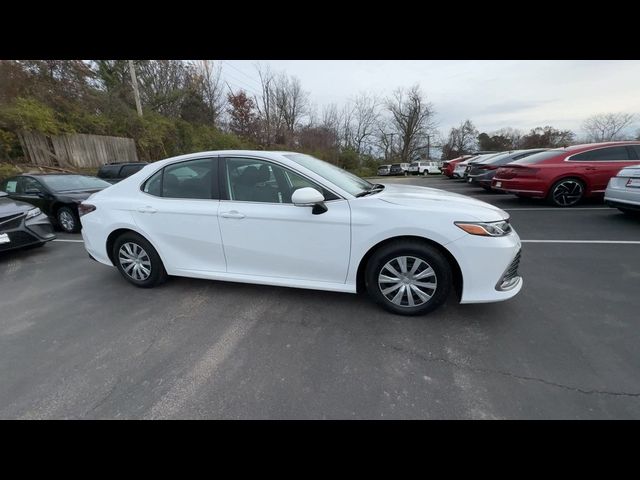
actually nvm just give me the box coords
[512,150,563,165]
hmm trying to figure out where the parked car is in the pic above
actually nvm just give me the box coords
[0,174,112,233]
[453,154,500,179]
[80,150,522,316]
[389,163,410,176]
[408,161,441,175]
[604,164,640,215]
[466,149,547,189]
[442,155,473,178]
[97,162,148,184]
[492,142,640,207]
[0,190,56,252]
[377,164,391,176]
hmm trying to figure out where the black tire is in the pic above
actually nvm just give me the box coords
[365,240,452,316]
[547,178,585,207]
[56,206,80,233]
[112,232,168,288]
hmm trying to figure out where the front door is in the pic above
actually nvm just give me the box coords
[218,157,351,284]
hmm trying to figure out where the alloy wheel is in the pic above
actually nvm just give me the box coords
[59,210,75,232]
[378,256,437,307]
[118,242,152,281]
[552,180,583,206]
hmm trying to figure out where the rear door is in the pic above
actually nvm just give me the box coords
[132,157,226,273]
[568,146,636,192]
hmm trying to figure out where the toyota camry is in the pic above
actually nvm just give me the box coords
[80,151,522,316]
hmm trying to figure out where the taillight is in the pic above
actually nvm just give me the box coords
[78,203,96,217]
[496,167,539,179]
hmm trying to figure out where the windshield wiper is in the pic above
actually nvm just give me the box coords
[355,184,385,197]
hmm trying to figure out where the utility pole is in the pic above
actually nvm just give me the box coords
[128,60,143,117]
[426,134,431,160]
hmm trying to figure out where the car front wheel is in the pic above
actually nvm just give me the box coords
[365,240,452,316]
[113,232,168,288]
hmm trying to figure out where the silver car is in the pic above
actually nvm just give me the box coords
[604,164,640,215]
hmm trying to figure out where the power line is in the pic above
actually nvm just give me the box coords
[222,61,263,90]
[221,69,261,97]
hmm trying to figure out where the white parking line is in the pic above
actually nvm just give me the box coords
[504,208,611,211]
[521,240,640,244]
[53,239,84,243]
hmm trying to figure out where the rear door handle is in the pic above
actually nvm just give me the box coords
[585,167,597,171]
[221,210,245,219]
[138,206,158,214]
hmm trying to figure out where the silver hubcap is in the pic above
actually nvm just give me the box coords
[553,180,582,206]
[119,242,151,281]
[59,211,75,231]
[378,256,437,307]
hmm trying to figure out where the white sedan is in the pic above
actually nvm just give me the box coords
[80,151,522,316]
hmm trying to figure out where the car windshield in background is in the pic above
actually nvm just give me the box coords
[38,175,112,192]
[482,152,515,164]
[284,153,373,196]
[511,150,562,165]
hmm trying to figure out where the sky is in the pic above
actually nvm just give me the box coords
[220,60,640,138]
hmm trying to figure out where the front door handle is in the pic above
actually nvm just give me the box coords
[138,206,158,214]
[221,210,245,219]
[585,167,597,171]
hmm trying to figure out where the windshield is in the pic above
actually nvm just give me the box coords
[38,175,112,192]
[284,153,373,196]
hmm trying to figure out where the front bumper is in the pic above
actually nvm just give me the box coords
[446,230,523,304]
[0,212,56,252]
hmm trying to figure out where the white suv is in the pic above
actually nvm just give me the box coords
[409,161,441,176]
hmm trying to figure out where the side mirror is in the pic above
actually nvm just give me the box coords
[291,187,327,215]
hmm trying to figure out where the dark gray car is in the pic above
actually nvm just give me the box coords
[466,149,548,190]
[0,191,56,252]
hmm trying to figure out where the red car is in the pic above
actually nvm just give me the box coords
[442,155,473,178]
[492,142,640,207]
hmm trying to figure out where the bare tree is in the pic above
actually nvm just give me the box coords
[196,60,226,126]
[349,92,380,156]
[254,62,275,146]
[583,113,635,142]
[135,60,191,118]
[385,85,437,163]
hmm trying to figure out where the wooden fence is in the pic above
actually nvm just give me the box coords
[18,131,138,169]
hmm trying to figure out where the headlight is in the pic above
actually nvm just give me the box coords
[25,207,42,220]
[455,220,512,237]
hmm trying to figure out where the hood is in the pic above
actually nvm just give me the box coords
[0,196,34,216]
[375,183,509,222]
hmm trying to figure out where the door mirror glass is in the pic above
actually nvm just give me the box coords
[292,187,324,206]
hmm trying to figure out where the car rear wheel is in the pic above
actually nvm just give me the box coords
[113,232,167,288]
[365,240,452,316]
[548,178,584,207]
[57,206,80,233]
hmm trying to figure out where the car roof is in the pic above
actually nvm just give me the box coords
[555,141,640,153]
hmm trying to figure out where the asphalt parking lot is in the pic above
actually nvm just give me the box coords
[1,174,639,419]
